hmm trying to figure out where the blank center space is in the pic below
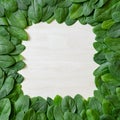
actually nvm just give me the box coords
[21,21,97,99]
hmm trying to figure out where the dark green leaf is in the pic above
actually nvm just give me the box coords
[54,7,68,23]
[31,96,48,113]
[23,108,36,120]
[61,96,76,113]
[0,76,14,99]
[0,0,18,12]
[107,23,120,38]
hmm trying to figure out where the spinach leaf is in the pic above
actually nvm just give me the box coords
[0,98,11,120]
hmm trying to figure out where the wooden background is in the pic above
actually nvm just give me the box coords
[20,21,98,99]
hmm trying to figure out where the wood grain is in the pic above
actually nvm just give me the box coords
[20,21,98,99]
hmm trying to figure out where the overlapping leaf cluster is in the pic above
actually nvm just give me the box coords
[0,0,120,119]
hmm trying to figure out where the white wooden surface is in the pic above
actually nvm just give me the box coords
[21,21,98,99]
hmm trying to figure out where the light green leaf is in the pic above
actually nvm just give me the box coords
[10,44,25,55]
[0,17,8,25]
[70,0,87,3]
[47,106,54,120]
[15,95,30,113]
[86,109,99,120]
[0,35,15,55]
[69,4,83,19]
[54,105,64,120]
[0,55,15,68]
[8,26,28,40]
[64,112,82,120]
[101,19,115,29]
[0,98,11,120]
[7,10,27,28]
[28,0,43,23]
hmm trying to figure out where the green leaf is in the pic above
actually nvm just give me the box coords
[104,37,120,52]
[15,95,29,112]
[74,94,85,114]
[54,7,68,23]
[65,15,76,26]
[93,62,109,77]
[10,37,22,45]
[0,0,18,13]
[0,17,8,25]
[54,105,64,120]
[94,51,107,65]
[45,0,57,6]
[64,112,82,120]
[102,99,113,114]
[0,35,15,55]
[8,26,28,40]
[0,76,14,99]
[101,19,115,29]
[107,23,120,38]
[7,84,23,102]
[88,97,102,113]
[23,108,36,120]
[70,0,87,3]
[100,114,115,120]
[0,4,4,17]
[7,10,27,28]
[95,0,108,8]
[57,0,72,8]
[69,4,83,19]
[61,96,76,113]
[9,61,26,72]
[112,11,120,23]
[86,109,99,120]
[41,6,54,22]
[94,0,120,21]
[83,0,97,16]
[31,96,48,113]
[93,24,107,42]
[28,0,43,23]
[36,112,47,120]
[0,68,4,78]
[54,95,62,106]
[0,55,15,68]
[15,74,24,83]
[47,106,54,120]
[10,44,25,55]
[93,42,106,52]
[16,0,31,10]
[79,16,87,25]
[109,60,120,80]
[0,98,11,120]
[0,26,10,40]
